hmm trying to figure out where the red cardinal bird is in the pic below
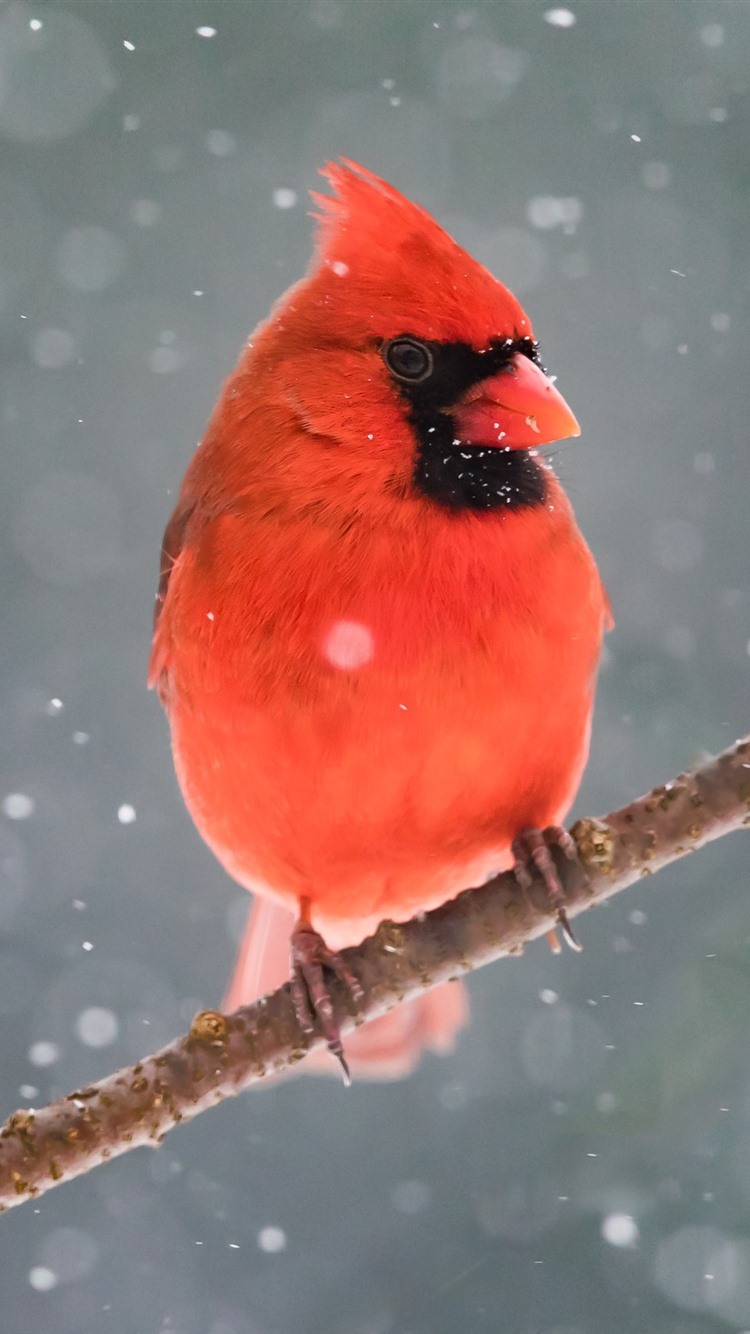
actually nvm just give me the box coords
[150,161,610,1080]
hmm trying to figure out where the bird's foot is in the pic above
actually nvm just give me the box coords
[511,826,583,954]
[290,914,363,1085]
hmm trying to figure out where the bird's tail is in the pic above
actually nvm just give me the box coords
[223,896,468,1080]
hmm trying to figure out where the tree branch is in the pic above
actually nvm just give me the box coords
[1,736,748,1213]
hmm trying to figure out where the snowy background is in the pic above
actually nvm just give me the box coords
[2,1,750,1330]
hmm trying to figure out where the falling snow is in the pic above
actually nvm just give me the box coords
[2,792,35,819]
[257,1226,287,1253]
[27,1041,59,1067]
[602,1214,639,1247]
[323,620,375,670]
[544,8,576,28]
[273,188,298,210]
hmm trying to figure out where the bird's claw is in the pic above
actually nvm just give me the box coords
[511,826,583,953]
[290,920,363,1085]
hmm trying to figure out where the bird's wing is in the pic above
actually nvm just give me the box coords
[147,501,194,695]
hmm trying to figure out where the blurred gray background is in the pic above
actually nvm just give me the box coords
[1,0,749,1330]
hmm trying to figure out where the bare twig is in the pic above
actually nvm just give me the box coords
[1,736,748,1213]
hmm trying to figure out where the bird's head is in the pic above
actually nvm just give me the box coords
[248,161,579,516]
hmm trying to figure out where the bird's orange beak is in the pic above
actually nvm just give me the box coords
[453,354,580,450]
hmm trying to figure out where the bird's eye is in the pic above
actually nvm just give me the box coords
[384,338,434,384]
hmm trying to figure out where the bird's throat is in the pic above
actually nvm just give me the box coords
[413,417,548,513]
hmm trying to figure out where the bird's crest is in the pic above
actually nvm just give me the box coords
[312,159,441,261]
[307,159,530,347]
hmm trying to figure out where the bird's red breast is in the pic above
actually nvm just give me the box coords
[150,162,610,1069]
